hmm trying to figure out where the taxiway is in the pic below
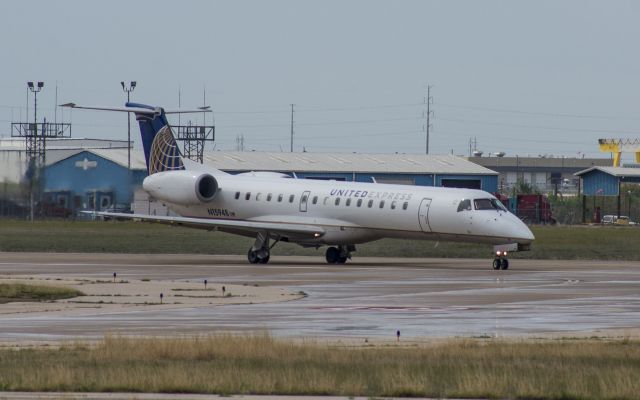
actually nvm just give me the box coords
[1,253,639,342]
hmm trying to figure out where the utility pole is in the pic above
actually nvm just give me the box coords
[468,137,478,157]
[424,85,433,154]
[290,104,295,152]
[235,134,245,152]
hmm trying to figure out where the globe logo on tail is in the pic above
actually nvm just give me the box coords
[149,125,185,174]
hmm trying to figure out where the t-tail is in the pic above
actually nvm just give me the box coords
[59,101,217,175]
[127,102,185,175]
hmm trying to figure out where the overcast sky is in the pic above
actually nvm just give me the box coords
[1,0,639,158]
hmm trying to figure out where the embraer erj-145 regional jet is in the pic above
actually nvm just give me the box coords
[63,102,534,269]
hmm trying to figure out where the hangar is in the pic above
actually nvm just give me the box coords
[1,144,498,215]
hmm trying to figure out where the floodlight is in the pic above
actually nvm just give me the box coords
[131,81,136,88]
[37,82,44,88]
[27,81,34,88]
[121,81,125,89]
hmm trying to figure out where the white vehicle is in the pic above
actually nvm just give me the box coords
[63,102,534,270]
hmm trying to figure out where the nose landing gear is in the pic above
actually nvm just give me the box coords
[492,250,509,270]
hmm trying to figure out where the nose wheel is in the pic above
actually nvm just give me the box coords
[492,251,509,270]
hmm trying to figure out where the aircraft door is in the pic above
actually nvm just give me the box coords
[299,190,311,212]
[418,198,432,232]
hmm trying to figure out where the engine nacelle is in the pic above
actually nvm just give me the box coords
[143,170,219,205]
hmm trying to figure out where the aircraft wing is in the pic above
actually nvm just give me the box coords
[85,212,325,239]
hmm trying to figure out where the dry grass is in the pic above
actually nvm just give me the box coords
[0,283,83,304]
[0,335,639,398]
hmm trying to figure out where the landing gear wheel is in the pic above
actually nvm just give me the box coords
[500,258,509,270]
[248,249,260,264]
[325,247,340,264]
[248,249,270,264]
[337,255,348,264]
[492,258,502,270]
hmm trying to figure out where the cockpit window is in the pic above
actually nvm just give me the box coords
[473,198,508,211]
[491,199,508,212]
[457,199,472,212]
[474,198,495,210]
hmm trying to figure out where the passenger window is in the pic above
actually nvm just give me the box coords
[256,193,262,201]
[346,198,351,206]
[312,196,318,205]
[391,201,397,210]
[289,194,295,203]
[323,197,329,205]
[301,194,308,203]
[402,201,408,210]
[245,192,251,200]
[379,200,385,209]
[235,192,240,200]
[368,199,373,208]
[335,197,341,206]
[457,199,471,212]
[357,199,363,207]
[267,193,272,201]
[278,194,283,202]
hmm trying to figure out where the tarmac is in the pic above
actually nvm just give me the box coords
[1,252,640,343]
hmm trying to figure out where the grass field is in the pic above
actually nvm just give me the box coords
[0,283,83,304]
[0,220,639,260]
[0,335,638,399]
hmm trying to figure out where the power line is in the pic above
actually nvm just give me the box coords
[438,116,640,134]
[436,102,640,121]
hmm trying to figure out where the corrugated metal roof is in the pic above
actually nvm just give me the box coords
[575,166,640,178]
[203,151,496,175]
[44,148,497,175]
[469,156,611,169]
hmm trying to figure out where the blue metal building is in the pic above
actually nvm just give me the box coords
[575,166,640,222]
[43,149,147,212]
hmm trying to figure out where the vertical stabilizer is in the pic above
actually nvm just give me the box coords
[128,102,185,175]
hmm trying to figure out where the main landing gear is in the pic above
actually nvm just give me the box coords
[247,231,277,264]
[492,250,509,270]
[325,245,355,264]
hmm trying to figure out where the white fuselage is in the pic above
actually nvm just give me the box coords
[150,171,534,247]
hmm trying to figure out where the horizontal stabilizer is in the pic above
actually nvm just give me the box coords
[60,103,211,114]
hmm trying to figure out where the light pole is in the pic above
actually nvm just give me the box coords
[27,81,43,222]
[27,81,43,125]
[121,81,136,172]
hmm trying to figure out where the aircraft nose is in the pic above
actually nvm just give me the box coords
[512,214,535,243]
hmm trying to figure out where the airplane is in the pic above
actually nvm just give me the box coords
[62,102,534,270]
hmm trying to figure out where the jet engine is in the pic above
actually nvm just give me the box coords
[143,170,219,205]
